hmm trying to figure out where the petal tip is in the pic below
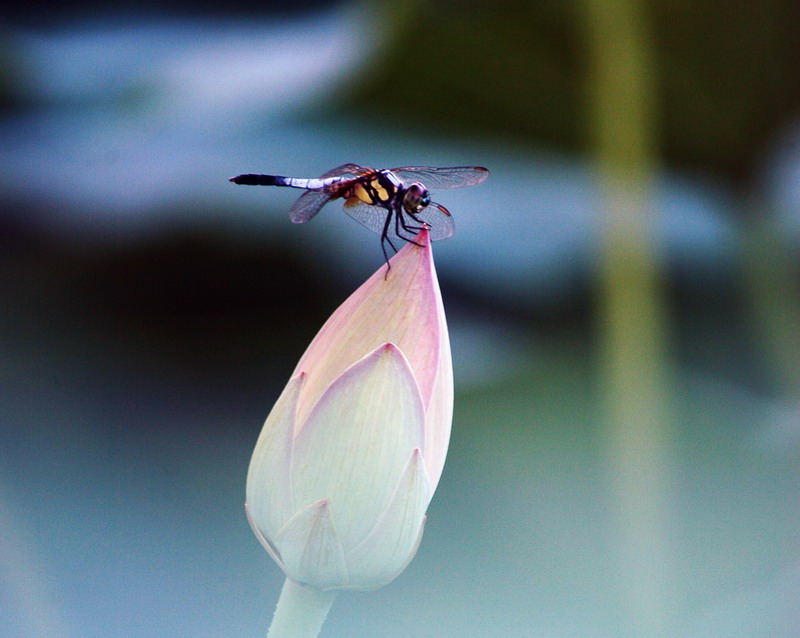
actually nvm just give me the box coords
[379,342,401,356]
[388,228,432,266]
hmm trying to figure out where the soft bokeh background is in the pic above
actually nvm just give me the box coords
[2,1,799,636]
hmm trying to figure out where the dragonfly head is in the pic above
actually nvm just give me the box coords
[402,182,431,214]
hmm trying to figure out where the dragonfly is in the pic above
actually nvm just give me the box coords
[229,163,489,264]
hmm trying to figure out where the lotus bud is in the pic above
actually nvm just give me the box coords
[246,227,453,618]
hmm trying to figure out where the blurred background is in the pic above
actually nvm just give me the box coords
[1,0,799,636]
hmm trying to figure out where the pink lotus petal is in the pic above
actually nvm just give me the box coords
[421,260,453,492]
[292,231,441,432]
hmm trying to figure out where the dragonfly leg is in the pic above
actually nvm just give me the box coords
[380,209,400,270]
[394,209,413,241]
[406,211,428,229]
[396,211,425,246]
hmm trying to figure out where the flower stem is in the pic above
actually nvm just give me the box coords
[583,0,675,634]
[267,578,337,638]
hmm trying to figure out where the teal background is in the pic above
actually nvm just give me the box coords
[1,2,799,636]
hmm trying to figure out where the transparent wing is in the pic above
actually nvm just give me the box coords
[412,202,455,240]
[343,199,454,243]
[289,190,332,223]
[342,199,390,236]
[319,163,370,178]
[390,166,489,189]
[288,165,373,222]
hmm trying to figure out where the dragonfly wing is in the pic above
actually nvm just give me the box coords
[344,200,424,251]
[413,202,455,240]
[288,164,370,222]
[289,190,332,223]
[342,199,389,235]
[390,166,489,189]
[319,163,369,178]
[344,199,454,243]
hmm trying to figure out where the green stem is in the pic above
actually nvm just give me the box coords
[267,578,337,638]
[583,0,675,635]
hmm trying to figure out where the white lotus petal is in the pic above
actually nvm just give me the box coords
[345,449,431,589]
[245,502,286,572]
[246,373,303,541]
[273,499,348,589]
[291,343,425,551]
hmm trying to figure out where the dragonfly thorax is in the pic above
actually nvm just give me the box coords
[349,170,402,207]
[401,182,431,214]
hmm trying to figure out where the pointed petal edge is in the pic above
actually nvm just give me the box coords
[273,499,349,589]
[246,373,305,541]
[344,448,431,589]
[245,501,287,572]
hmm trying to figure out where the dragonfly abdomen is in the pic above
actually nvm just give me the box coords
[229,174,329,190]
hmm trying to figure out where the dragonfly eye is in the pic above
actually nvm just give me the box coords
[403,183,430,213]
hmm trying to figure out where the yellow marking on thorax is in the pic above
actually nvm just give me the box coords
[372,179,391,202]
[352,182,372,204]
[353,178,391,205]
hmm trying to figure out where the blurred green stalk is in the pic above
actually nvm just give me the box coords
[583,0,675,635]
[742,212,800,399]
